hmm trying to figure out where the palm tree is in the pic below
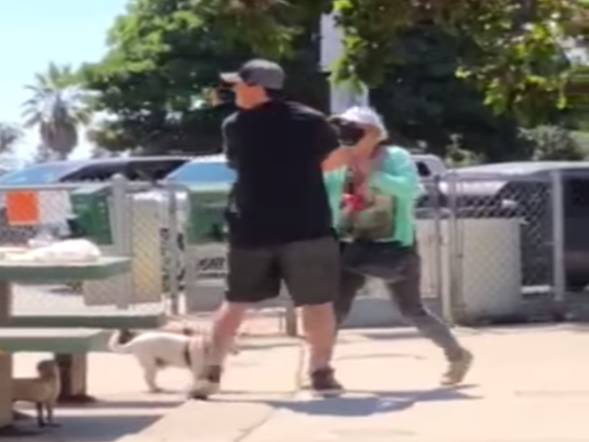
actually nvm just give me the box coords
[33,144,55,163]
[22,63,90,160]
[0,122,23,154]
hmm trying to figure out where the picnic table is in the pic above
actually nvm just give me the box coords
[0,256,130,434]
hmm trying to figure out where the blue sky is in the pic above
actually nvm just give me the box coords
[0,0,126,163]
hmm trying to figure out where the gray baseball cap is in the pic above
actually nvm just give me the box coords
[220,59,285,90]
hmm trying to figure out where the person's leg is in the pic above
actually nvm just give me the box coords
[334,265,367,327]
[189,245,280,399]
[280,236,343,394]
[386,249,473,385]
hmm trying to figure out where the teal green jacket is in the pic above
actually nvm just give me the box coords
[323,146,420,246]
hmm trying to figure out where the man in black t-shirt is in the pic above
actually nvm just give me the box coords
[190,59,343,399]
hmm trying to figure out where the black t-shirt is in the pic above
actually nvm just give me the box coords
[223,100,339,246]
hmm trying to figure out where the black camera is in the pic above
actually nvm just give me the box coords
[209,83,235,106]
[330,117,366,146]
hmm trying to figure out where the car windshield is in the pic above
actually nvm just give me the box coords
[0,162,80,185]
[166,161,236,183]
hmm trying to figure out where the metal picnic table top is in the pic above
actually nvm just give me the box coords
[0,256,131,283]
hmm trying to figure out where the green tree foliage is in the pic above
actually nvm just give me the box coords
[81,0,330,154]
[370,23,528,161]
[332,0,588,119]
[193,1,588,121]
[559,64,589,130]
[81,0,589,160]
[522,125,588,161]
[211,0,589,160]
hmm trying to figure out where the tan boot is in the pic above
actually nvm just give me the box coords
[189,366,222,400]
[189,379,221,400]
[441,349,473,386]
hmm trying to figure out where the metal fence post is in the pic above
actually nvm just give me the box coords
[167,183,181,316]
[432,175,451,324]
[550,170,566,307]
[283,301,298,337]
[446,171,465,323]
[111,174,132,309]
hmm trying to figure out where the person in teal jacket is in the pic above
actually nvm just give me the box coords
[323,106,473,386]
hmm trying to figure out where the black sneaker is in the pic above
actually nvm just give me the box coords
[309,367,344,397]
[189,365,222,400]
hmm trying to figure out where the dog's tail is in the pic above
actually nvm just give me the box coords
[108,329,137,354]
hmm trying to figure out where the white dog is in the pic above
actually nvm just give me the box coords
[108,329,240,393]
[108,329,207,393]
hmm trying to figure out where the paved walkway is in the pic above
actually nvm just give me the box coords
[8,325,589,441]
[9,350,189,442]
[118,325,589,442]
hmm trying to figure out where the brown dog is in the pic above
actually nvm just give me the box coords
[13,359,61,427]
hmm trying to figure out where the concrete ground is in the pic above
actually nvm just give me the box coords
[8,324,589,442]
[8,352,188,442]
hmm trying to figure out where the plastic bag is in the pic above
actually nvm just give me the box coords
[19,239,102,263]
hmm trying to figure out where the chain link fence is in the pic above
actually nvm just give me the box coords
[0,179,168,325]
[552,170,589,321]
[4,164,589,331]
[442,172,559,324]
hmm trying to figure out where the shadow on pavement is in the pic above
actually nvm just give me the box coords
[336,352,425,361]
[353,329,424,342]
[9,414,162,442]
[354,324,589,341]
[218,385,479,417]
[240,341,300,352]
[450,323,589,336]
[76,399,183,409]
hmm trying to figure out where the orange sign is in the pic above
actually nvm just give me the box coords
[5,191,40,225]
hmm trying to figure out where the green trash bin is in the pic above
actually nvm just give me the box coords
[184,183,232,245]
[69,184,114,245]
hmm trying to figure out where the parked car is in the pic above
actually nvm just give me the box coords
[163,152,444,186]
[440,161,589,291]
[0,156,191,186]
[0,157,191,244]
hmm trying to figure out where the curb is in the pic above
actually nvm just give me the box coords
[115,338,304,442]
[116,400,278,442]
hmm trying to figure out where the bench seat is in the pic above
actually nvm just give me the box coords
[0,328,108,404]
[0,328,106,353]
[8,313,165,330]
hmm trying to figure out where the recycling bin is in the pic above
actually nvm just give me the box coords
[183,184,231,312]
[184,183,232,246]
[69,184,113,245]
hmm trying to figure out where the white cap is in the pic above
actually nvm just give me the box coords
[338,106,388,141]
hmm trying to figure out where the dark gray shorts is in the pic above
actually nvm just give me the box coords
[226,236,340,306]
